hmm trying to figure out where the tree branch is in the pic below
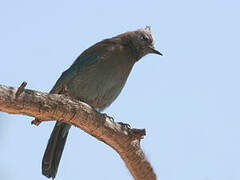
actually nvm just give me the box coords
[0,83,156,180]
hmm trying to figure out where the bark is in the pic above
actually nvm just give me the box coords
[0,83,156,180]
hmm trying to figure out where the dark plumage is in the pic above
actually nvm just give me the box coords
[41,26,162,179]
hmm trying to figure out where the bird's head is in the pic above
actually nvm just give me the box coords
[128,26,162,60]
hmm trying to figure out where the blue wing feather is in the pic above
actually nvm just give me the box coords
[50,55,99,94]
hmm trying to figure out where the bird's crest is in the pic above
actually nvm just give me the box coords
[138,26,155,45]
[144,26,152,32]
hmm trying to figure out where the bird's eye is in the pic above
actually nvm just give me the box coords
[141,35,150,43]
[142,36,149,41]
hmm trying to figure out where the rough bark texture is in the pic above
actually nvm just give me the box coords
[0,83,156,180]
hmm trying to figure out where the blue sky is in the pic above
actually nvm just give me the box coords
[0,0,240,180]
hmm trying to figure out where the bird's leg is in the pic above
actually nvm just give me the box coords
[62,85,70,97]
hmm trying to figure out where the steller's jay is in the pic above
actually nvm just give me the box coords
[41,26,162,178]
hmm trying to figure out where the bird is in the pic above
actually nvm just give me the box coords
[40,26,162,179]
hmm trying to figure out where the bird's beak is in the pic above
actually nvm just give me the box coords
[148,46,163,56]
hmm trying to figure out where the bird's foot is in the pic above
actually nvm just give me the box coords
[102,113,115,122]
[117,122,131,130]
[63,85,70,96]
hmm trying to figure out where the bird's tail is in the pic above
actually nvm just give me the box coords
[42,121,71,179]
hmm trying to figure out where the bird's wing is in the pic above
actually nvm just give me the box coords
[50,39,120,94]
[50,55,99,94]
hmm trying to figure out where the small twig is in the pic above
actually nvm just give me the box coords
[15,81,27,98]
[31,118,42,126]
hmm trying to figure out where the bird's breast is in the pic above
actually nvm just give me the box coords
[67,56,134,111]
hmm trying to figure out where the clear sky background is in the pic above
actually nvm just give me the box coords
[0,0,240,180]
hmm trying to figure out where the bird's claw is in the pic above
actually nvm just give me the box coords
[102,113,115,122]
[118,122,131,129]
